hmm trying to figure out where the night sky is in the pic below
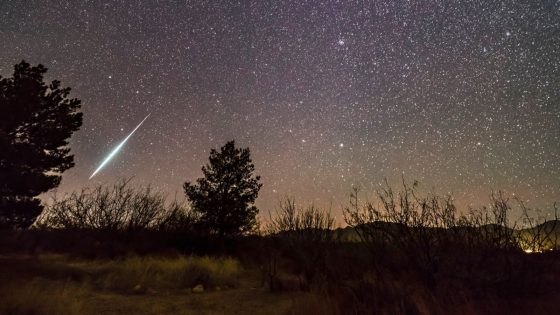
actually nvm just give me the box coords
[1,1,559,218]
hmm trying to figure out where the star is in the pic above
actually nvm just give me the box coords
[0,0,554,214]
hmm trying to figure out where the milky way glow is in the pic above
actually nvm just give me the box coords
[4,1,557,213]
[89,114,151,179]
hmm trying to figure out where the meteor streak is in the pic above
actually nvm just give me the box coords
[89,113,151,179]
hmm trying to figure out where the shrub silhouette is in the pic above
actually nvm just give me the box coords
[266,198,336,290]
[41,179,194,232]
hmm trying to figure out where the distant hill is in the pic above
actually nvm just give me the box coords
[516,220,560,252]
[332,220,560,251]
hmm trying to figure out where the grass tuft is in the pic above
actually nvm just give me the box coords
[77,255,240,293]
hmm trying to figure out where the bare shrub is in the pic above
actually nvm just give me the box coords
[265,198,336,290]
[344,181,463,287]
[268,198,335,241]
[342,180,546,290]
[516,201,559,253]
[41,179,195,231]
[155,199,198,232]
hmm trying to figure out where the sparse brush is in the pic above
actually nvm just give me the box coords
[265,198,337,290]
[39,179,196,232]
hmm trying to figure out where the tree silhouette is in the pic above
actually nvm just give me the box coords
[184,140,262,237]
[0,61,82,229]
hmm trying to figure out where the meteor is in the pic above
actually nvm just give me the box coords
[89,113,151,179]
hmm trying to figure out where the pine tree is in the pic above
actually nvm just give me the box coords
[184,140,262,237]
[0,61,82,228]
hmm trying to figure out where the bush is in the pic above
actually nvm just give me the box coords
[40,179,196,232]
[265,198,336,290]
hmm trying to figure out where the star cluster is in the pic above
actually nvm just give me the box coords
[0,1,559,217]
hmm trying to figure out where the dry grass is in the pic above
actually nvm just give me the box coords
[0,255,242,315]
[0,278,85,315]
[69,255,240,293]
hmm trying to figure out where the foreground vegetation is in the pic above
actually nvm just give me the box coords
[0,254,295,315]
[1,181,559,314]
[1,233,558,314]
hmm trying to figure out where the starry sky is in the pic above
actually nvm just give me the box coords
[1,1,559,218]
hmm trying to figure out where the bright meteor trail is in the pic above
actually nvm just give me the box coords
[89,114,151,179]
